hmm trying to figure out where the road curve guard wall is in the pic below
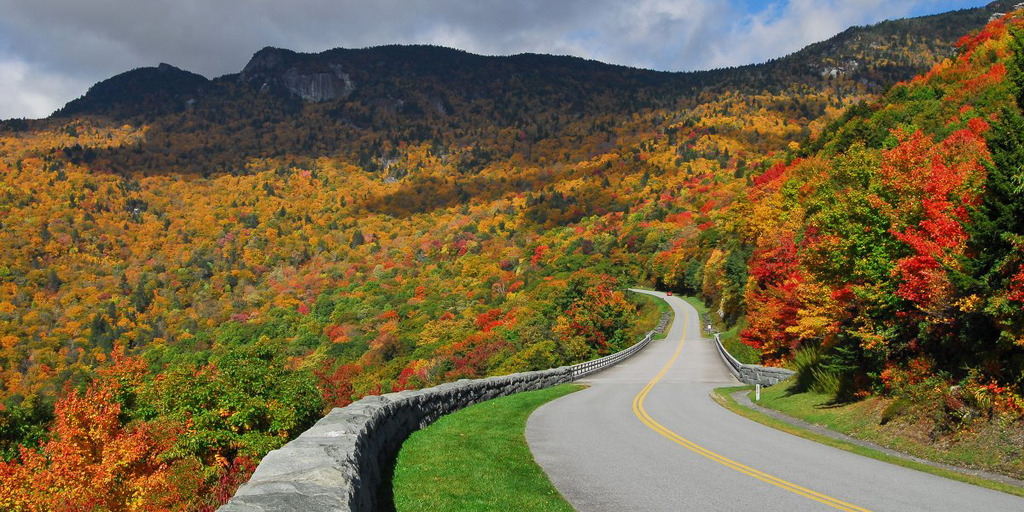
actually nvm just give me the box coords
[219,368,572,512]
[220,312,671,512]
[571,312,670,379]
[714,333,794,386]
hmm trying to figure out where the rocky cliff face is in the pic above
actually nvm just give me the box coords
[240,47,354,103]
[281,65,354,102]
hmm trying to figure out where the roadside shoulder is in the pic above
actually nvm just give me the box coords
[711,385,1024,498]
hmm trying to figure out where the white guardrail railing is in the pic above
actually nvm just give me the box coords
[713,332,794,386]
[714,333,745,375]
[570,311,671,380]
[571,331,655,379]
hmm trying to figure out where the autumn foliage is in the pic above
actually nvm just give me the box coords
[1,5,1023,508]
[0,355,200,511]
[729,12,1024,408]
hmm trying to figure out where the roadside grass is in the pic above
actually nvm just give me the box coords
[712,384,1024,497]
[631,291,674,340]
[716,320,759,365]
[682,295,708,317]
[757,382,1024,479]
[683,296,758,364]
[390,384,582,512]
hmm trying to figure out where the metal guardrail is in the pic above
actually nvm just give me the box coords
[570,312,671,380]
[570,331,655,380]
[714,333,745,377]
[701,311,745,379]
[713,332,794,386]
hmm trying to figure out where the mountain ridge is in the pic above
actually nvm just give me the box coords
[47,1,1016,123]
[24,2,1008,180]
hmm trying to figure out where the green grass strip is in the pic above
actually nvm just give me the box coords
[632,290,674,340]
[712,385,1024,498]
[391,384,582,512]
[683,296,759,364]
[682,295,709,316]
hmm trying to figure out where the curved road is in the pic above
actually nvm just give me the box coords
[527,290,1023,511]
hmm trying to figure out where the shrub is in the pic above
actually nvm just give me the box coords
[792,346,822,392]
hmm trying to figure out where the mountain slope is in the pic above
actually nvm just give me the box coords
[1,3,1021,510]
[655,8,1024,428]
[35,2,1011,180]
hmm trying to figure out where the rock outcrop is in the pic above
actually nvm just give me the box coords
[240,47,354,103]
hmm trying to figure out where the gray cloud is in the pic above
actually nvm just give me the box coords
[0,0,987,119]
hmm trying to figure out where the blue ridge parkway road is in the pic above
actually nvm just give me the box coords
[526,290,1024,511]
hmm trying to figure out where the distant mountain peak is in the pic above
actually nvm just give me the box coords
[240,47,295,75]
[55,63,208,118]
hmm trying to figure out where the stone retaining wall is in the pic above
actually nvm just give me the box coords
[714,333,794,386]
[221,309,672,511]
[220,367,572,512]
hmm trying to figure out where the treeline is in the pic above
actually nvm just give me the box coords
[656,16,1024,418]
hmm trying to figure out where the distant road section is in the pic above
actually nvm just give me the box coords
[527,290,1023,511]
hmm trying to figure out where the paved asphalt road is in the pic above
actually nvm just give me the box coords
[526,290,1024,511]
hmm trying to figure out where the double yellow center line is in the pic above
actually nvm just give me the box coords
[630,310,871,512]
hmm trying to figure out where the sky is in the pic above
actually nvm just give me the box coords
[0,0,990,120]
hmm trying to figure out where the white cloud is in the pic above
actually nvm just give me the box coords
[705,0,942,69]
[0,58,88,119]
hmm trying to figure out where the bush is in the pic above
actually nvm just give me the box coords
[792,345,857,402]
[811,367,844,397]
[792,346,822,392]
[880,396,914,425]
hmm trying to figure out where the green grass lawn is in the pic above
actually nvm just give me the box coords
[755,382,1024,480]
[755,384,881,436]
[683,296,758,364]
[713,383,1024,497]
[390,384,582,512]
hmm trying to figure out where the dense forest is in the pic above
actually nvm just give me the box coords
[1,2,1023,510]
[660,14,1024,403]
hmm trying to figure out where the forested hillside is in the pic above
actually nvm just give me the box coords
[1,2,1021,510]
[702,11,1024,423]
